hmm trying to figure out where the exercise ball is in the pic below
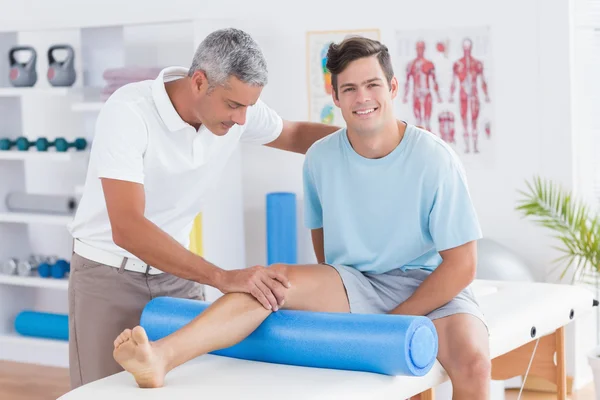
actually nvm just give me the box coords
[476,238,535,282]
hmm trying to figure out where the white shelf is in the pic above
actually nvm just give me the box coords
[0,274,68,290]
[0,333,68,368]
[71,101,104,112]
[0,87,71,97]
[70,87,106,112]
[0,212,73,225]
[0,150,89,161]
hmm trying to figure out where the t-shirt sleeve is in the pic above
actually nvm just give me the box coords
[302,153,323,229]
[92,100,148,184]
[240,99,283,145]
[428,159,482,251]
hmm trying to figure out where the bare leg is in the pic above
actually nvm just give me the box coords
[470,96,481,153]
[460,96,470,153]
[424,93,433,131]
[113,264,349,388]
[414,95,423,127]
[434,314,491,400]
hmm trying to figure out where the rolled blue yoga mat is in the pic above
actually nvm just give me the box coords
[141,297,438,376]
[14,311,69,341]
[266,192,297,265]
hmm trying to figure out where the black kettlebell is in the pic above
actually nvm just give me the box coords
[8,46,38,87]
[47,44,76,87]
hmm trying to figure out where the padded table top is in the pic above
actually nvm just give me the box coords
[59,279,596,400]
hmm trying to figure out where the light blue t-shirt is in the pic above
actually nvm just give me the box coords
[302,124,482,274]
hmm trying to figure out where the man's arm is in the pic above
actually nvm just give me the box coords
[388,241,477,316]
[403,63,412,102]
[265,120,339,154]
[429,65,442,102]
[477,61,490,102]
[311,228,325,264]
[101,178,290,310]
[449,63,458,102]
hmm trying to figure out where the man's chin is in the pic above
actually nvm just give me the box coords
[348,120,380,136]
[209,123,231,135]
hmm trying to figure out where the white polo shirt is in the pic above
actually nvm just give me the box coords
[68,67,282,259]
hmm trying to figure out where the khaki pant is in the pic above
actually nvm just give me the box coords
[68,252,205,389]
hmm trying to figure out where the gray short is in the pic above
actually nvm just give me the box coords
[328,264,487,330]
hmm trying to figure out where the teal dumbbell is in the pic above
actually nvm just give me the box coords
[0,137,34,151]
[35,138,52,151]
[56,138,87,152]
[36,256,59,278]
[36,137,87,152]
[0,138,14,150]
[51,259,70,279]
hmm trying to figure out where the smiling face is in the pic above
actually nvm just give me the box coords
[189,71,263,135]
[332,55,398,137]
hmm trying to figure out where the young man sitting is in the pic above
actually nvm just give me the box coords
[112,36,490,400]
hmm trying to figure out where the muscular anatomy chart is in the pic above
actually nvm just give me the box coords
[307,29,380,126]
[402,40,443,132]
[396,28,493,158]
[449,38,491,154]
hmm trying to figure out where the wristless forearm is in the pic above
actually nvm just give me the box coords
[390,262,473,316]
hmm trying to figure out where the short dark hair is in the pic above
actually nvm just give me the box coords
[326,36,394,98]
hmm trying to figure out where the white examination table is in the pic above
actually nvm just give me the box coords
[59,279,597,400]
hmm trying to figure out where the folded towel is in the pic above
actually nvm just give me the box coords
[101,82,127,95]
[102,67,163,81]
[102,77,149,86]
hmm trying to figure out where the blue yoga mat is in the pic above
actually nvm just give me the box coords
[266,192,297,265]
[141,297,438,376]
[14,311,69,341]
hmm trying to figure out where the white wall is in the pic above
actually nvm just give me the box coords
[2,0,596,389]
[0,0,580,280]
[236,0,576,283]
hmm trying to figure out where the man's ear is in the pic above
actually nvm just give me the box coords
[332,87,340,107]
[389,76,399,99]
[191,70,208,93]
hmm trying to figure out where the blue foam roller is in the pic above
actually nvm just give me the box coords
[266,192,297,265]
[141,297,438,376]
[14,311,69,341]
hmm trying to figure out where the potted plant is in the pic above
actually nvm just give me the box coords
[516,176,600,394]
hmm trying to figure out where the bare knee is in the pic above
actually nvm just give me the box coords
[269,263,290,276]
[449,351,491,387]
[268,263,349,313]
[268,263,296,304]
[269,263,294,289]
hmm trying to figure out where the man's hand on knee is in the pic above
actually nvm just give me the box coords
[217,265,291,311]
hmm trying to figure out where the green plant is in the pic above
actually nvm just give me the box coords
[516,176,600,284]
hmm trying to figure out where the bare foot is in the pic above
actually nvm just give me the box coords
[113,326,166,388]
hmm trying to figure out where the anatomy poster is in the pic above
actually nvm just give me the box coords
[395,27,493,162]
[307,29,380,126]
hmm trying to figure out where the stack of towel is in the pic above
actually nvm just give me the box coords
[101,67,164,100]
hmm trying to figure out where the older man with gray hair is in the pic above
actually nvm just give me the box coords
[67,28,338,388]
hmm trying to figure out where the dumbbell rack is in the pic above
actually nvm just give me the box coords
[0,31,92,368]
[0,99,89,368]
[0,17,250,371]
[0,129,87,368]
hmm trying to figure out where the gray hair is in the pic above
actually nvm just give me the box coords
[188,28,268,88]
